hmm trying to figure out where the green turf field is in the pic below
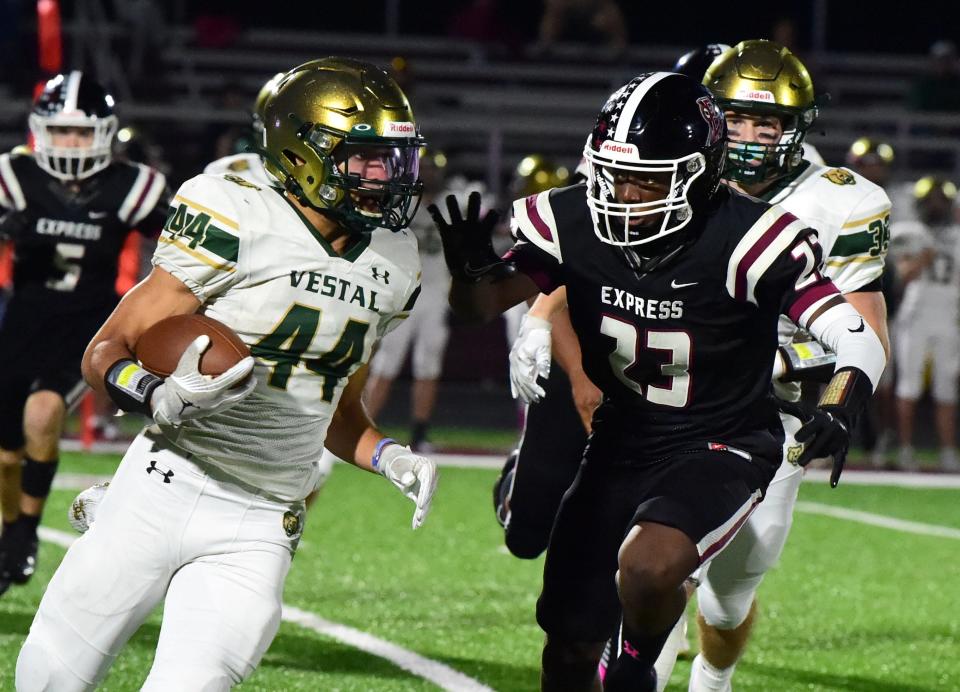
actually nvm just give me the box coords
[1,451,957,690]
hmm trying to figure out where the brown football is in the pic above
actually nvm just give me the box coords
[136,313,251,378]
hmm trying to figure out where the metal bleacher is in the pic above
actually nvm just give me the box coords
[2,23,960,197]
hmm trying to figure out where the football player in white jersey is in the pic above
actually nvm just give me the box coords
[890,177,960,471]
[16,58,438,692]
[683,40,892,692]
[204,72,342,487]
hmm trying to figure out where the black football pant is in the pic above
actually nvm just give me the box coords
[503,366,588,559]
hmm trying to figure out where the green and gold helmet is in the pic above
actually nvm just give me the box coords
[252,72,284,136]
[510,155,571,198]
[259,57,425,232]
[703,40,817,184]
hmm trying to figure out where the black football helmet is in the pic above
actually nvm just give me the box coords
[673,43,731,80]
[29,71,118,181]
[584,72,727,254]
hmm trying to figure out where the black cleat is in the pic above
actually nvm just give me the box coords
[4,523,38,585]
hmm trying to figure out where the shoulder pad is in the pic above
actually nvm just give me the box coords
[726,204,811,305]
[511,188,563,263]
[0,152,27,211]
[117,162,167,226]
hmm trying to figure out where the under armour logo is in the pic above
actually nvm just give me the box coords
[371,267,390,284]
[146,460,175,483]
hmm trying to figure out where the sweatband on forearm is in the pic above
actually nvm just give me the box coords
[104,359,162,417]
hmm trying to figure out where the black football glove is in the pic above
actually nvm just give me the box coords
[793,366,873,488]
[427,191,514,283]
[794,408,850,487]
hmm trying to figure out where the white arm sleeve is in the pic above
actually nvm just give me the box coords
[804,300,886,391]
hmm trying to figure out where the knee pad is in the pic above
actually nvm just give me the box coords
[16,638,92,692]
[697,574,758,630]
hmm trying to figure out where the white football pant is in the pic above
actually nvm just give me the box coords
[16,432,303,691]
[894,324,960,403]
[697,412,804,629]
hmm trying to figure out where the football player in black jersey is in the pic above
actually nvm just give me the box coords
[0,71,169,593]
[430,72,887,692]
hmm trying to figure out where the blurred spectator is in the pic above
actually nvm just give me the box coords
[364,150,453,452]
[890,176,960,471]
[534,0,628,59]
[909,40,960,112]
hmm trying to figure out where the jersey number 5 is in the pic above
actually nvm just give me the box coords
[600,315,692,408]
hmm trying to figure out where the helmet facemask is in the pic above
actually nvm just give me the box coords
[585,143,708,248]
[29,112,117,181]
[721,104,815,185]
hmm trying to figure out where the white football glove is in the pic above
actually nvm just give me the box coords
[377,444,439,529]
[68,482,110,533]
[151,335,256,427]
[509,314,552,403]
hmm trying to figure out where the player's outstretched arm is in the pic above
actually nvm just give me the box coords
[793,293,886,487]
[326,365,438,529]
[428,191,539,323]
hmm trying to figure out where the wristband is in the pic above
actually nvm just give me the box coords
[105,359,163,417]
[371,437,397,471]
[818,366,872,422]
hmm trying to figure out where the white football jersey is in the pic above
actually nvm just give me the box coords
[203,152,274,188]
[890,220,960,327]
[152,173,421,500]
[767,162,891,400]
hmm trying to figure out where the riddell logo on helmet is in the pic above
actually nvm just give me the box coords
[735,89,776,103]
[599,141,638,156]
[386,121,416,136]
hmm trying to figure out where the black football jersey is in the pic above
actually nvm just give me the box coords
[507,183,840,460]
[0,150,169,313]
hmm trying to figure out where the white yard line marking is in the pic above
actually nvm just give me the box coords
[36,527,494,692]
[282,606,495,692]
[795,501,960,539]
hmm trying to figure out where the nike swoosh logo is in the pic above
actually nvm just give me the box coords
[463,261,501,279]
[89,211,108,219]
[848,317,865,333]
[670,279,698,289]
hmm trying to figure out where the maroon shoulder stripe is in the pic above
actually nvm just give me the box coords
[734,212,796,302]
[524,194,554,242]
[127,169,157,225]
[787,279,840,324]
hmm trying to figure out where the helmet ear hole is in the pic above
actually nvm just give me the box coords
[283,150,304,167]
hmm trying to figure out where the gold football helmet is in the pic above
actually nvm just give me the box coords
[252,72,284,136]
[259,57,425,232]
[847,137,895,166]
[510,155,571,198]
[703,40,817,184]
